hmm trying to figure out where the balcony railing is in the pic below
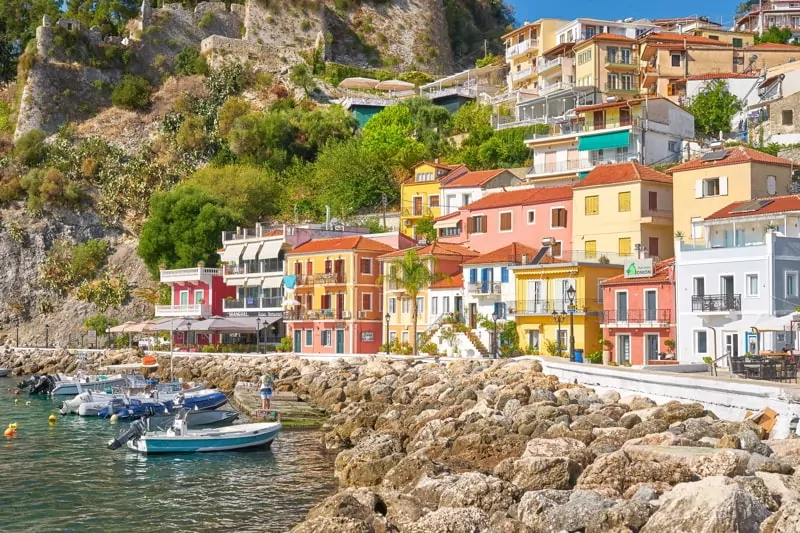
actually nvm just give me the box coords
[468,282,502,296]
[506,38,538,59]
[602,309,671,325]
[223,297,282,310]
[223,261,284,276]
[155,304,211,317]
[507,299,601,315]
[537,56,563,72]
[692,294,742,313]
[605,54,639,67]
[539,81,574,96]
[159,267,221,282]
[222,227,260,242]
[526,117,639,141]
[316,272,346,285]
[402,207,433,218]
[283,308,353,320]
[510,67,535,82]
[529,154,636,176]
[295,275,315,287]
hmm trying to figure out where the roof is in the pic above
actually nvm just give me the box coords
[541,42,575,57]
[404,164,469,185]
[431,272,463,290]
[684,72,759,81]
[441,169,508,189]
[747,43,800,51]
[462,185,573,211]
[262,229,283,237]
[575,162,672,188]
[432,211,460,222]
[574,34,637,48]
[602,258,675,285]
[288,236,394,255]
[667,146,795,173]
[704,195,800,220]
[575,97,669,113]
[378,241,478,260]
[464,243,548,265]
[642,33,732,47]
[413,161,464,171]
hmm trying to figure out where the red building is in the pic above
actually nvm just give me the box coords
[600,258,676,366]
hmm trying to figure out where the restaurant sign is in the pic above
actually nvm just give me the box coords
[624,258,654,279]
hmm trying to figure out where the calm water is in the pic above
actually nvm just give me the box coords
[0,384,337,533]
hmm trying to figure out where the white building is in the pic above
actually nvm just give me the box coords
[439,169,524,216]
[737,0,800,39]
[675,196,800,363]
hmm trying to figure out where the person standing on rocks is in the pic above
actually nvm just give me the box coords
[259,373,274,410]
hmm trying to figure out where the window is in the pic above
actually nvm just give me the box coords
[585,240,597,259]
[431,297,438,315]
[362,293,372,310]
[734,56,744,65]
[620,48,632,64]
[469,215,487,234]
[402,298,409,314]
[621,74,633,91]
[389,331,397,343]
[695,330,708,354]
[648,191,658,211]
[648,237,659,257]
[783,110,794,126]
[671,53,681,67]
[499,212,512,232]
[708,34,720,40]
[501,267,509,283]
[360,258,372,274]
[693,277,705,297]
[746,274,759,297]
[415,172,434,182]
[305,329,313,346]
[618,191,631,212]
[429,195,440,208]
[443,296,450,313]
[607,46,618,63]
[585,195,599,215]
[607,73,619,90]
[528,330,540,350]
[402,331,409,344]
[321,330,332,347]
[551,207,567,228]
[691,217,704,239]
[416,297,424,314]
[306,261,313,276]
[577,50,592,65]
[321,294,332,310]
[668,141,679,153]
[704,178,719,196]
[469,268,478,284]
[619,237,632,256]
[179,290,189,305]
[696,177,727,198]
[462,193,472,206]
[551,241,563,257]
[194,289,204,304]
[732,37,743,48]
[527,210,536,224]
[787,272,798,297]
[388,297,396,314]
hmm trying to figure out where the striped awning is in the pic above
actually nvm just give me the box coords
[241,243,260,261]
[220,244,244,263]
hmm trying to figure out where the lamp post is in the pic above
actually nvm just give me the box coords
[185,321,192,351]
[15,319,19,347]
[567,286,576,362]
[256,317,262,354]
[105,327,111,349]
[491,312,498,359]
[384,313,391,353]
[551,311,566,356]
[45,324,49,349]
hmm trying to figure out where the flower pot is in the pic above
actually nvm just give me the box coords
[602,350,611,365]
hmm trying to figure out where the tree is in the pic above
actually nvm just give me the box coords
[377,249,445,354]
[756,25,794,45]
[137,185,236,278]
[111,75,152,111]
[84,314,119,333]
[686,80,742,137]
[188,165,282,224]
[415,216,437,243]
[290,63,316,96]
[65,0,140,36]
[736,1,755,17]
[362,106,428,169]
[0,0,60,82]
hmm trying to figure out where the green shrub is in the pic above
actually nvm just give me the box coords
[40,238,111,292]
[277,336,293,352]
[586,351,603,364]
[300,20,312,31]
[0,100,12,134]
[175,114,207,152]
[76,270,130,311]
[174,46,209,76]
[111,75,152,111]
[14,129,47,166]
[217,97,250,137]
[83,314,120,333]
[419,342,438,356]
[20,167,83,210]
[198,10,214,29]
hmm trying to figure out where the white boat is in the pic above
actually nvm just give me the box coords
[0,368,9,378]
[61,387,227,416]
[108,415,280,454]
[51,374,132,396]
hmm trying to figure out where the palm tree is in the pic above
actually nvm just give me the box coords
[378,249,445,355]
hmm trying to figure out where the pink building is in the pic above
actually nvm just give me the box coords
[600,258,676,366]
[435,185,574,255]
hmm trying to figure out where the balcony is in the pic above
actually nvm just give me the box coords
[223,297,282,311]
[510,67,536,83]
[528,153,638,177]
[605,84,639,95]
[640,207,673,226]
[316,272,346,285]
[295,275,316,287]
[222,225,280,243]
[468,282,502,296]
[537,56,563,74]
[602,309,671,327]
[525,117,639,142]
[159,267,221,284]
[506,38,538,59]
[402,207,433,218]
[692,294,742,313]
[155,304,211,317]
[223,260,284,277]
[605,54,639,70]
[539,81,574,96]
[283,309,352,321]
[507,298,601,316]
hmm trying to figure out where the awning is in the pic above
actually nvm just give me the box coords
[434,218,460,230]
[225,277,249,286]
[262,276,283,289]
[229,316,282,330]
[257,240,284,260]
[578,130,630,151]
[578,171,590,180]
[220,244,244,263]
[241,243,260,261]
[754,314,800,332]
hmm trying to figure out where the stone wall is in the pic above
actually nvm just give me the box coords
[761,91,800,142]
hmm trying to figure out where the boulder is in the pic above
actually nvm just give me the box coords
[623,445,751,479]
[641,476,771,533]
[760,500,800,533]
[521,437,594,467]
[305,488,389,525]
[493,456,582,491]
[425,472,521,516]
[717,434,742,449]
[517,489,615,532]
[335,433,405,488]
[748,453,794,475]
[755,472,800,504]
[404,506,489,533]
[764,438,800,467]
[290,517,374,533]
[733,476,779,511]
[577,449,694,493]
[381,453,449,493]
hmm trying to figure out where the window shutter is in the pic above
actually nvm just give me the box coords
[695,180,703,198]
[551,209,558,227]
[469,268,478,284]
[501,267,509,283]
[585,240,597,258]
[719,176,728,196]
[561,209,567,227]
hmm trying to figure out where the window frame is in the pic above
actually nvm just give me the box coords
[695,329,708,354]
[429,194,440,208]
[585,195,599,216]
[305,329,313,346]
[693,276,705,297]
[618,237,632,256]
[362,292,373,311]
[782,109,794,126]
[671,53,681,67]
[388,297,397,314]
[550,206,568,229]
[360,258,372,275]
[431,296,438,316]
[527,209,536,225]
[499,210,513,232]
[321,330,332,347]
[745,273,760,298]
[469,214,487,234]
[618,191,631,212]
[787,271,799,298]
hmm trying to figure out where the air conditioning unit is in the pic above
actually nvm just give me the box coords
[404,220,412,227]
[357,311,368,319]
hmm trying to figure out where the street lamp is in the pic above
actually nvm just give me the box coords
[105,327,111,349]
[491,312,498,359]
[15,319,19,347]
[551,311,566,356]
[567,285,577,362]
[185,320,192,351]
[256,317,262,354]
[384,313,391,353]
[45,324,49,348]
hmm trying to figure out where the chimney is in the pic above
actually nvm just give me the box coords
[435,157,440,164]
[521,254,528,265]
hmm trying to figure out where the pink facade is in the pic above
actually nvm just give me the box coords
[601,260,676,366]
[170,276,236,317]
[288,321,383,355]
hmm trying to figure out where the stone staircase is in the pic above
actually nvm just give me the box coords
[466,331,490,357]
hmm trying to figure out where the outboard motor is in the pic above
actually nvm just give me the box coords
[107,419,147,450]
[30,375,56,395]
[17,374,38,390]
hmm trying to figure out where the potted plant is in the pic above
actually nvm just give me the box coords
[702,356,713,371]
[674,231,685,240]
[601,339,613,365]
[664,339,676,357]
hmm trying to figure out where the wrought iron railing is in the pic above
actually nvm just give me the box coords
[692,294,741,312]
[602,309,671,324]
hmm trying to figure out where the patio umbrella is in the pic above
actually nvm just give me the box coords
[189,317,254,333]
[338,77,379,90]
[374,79,415,91]
[125,321,158,333]
[109,321,135,333]
[282,298,301,308]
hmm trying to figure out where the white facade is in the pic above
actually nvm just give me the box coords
[554,18,656,44]
[462,263,517,349]
[440,187,489,216]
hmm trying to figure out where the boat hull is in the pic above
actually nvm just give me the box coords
[0,369,9,378]
[149,410,239,430]
[127,423,280,454]
[52,376,130,396]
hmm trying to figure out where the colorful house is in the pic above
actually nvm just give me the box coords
[439,169,524,216]
[283,236,396,355]
[572,162,674,261]
[508,259,623,357]
[379,242,477,349]
[573,34,640,101]
[435,185,574,254]
[156,266,236,319]
[600,258,676,365]
[400,162,467,238]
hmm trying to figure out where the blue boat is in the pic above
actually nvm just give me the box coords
[180,390,228,411]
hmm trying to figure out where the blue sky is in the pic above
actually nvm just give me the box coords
[508,1,741,28]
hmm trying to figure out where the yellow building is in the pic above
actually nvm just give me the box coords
[574,34,640,99]
[502,18,566,91]
[509,261,623,356]
[400,162,466,238]
[572,161,674,261]
[667,146,795,242]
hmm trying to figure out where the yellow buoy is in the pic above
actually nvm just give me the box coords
[14,398,19,404]
[4,423,16,437]
[48,414,57,424]
[109,414,118,424]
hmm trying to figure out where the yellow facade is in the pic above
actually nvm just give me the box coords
[511,263,623,356]
[503,18,567,90]
[574,37,639,97]
[400,163,451,237]
[692,29,754,48]
[572,181,675,261]
[671,161,793,241]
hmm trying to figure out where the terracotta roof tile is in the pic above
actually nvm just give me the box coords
[747,43,800,51]
[433,211,460,222]
[378,242,478,260]
[602,258,675,285]
[643,33,732,46]
[441,169,508,189]
[413,160,464,171]
[464,243,545,265]
[684,72,759,81]
[462,185,573,211]
[667,146,795,173]
[704,194,800,220]
[288,236,394,255]
[574,162,672,188]
[431,272,463,289]
[575,34,637,48]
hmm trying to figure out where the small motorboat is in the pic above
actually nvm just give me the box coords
[0,368,9,378]
[108,413,280,454]
[98,398,171,420]
[51,374,132,396]
[148,409,239,430]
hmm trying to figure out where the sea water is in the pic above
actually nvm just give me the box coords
[0,386,336,532]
